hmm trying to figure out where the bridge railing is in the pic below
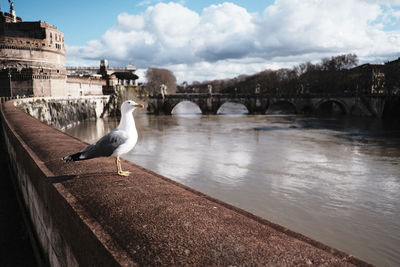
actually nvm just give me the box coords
[149,92,361,99]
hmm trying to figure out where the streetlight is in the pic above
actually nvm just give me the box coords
[8,68,13,97]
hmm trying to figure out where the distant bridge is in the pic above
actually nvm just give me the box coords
[148,93,399,118]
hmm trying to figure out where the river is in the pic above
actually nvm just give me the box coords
[63,103,400,266]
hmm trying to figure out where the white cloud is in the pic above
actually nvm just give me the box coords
[195,3,257,59]
[67,0,400,83]
[360,0,400,5]
[257,0,391,57]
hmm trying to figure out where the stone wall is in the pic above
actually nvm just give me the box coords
[14,96,110,130]
[0,101,121,266]
[2,128,78,266]
[66,76,105,97]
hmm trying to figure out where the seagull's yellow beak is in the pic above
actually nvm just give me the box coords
[135,103,144,108]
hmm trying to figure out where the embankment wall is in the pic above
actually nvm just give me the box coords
[14,96,109,129]
[0,99,372,266]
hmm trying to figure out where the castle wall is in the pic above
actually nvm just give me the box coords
[66,76,105,97]
[31,78,66,97]
[50,78,67,96]
[0,20,66,70]
[0,47,65,69]
[11,79,33,96]
[0,18,66,97]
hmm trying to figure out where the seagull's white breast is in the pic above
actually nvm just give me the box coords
[112,129,138,156]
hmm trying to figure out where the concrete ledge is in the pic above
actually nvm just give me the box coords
[1,99,373,266]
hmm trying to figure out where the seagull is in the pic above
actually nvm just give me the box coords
[62,100,144,176]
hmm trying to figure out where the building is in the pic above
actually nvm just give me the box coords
[383,57,400,94]
[0,1,67,97]
[67,59,138,96]
[348,63,385,94]
[0,2,138,98]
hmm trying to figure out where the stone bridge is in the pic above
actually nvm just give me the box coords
[149,93,399,118]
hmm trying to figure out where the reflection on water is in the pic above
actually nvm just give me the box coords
[217,102,248,114]
[64,105,400,266]
[172,101,202,114]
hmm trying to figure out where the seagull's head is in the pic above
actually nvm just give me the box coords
[121,100,144,113]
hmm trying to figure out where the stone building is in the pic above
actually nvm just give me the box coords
[348,63,385,94]
[67,59,138,96]
[66,75,105,96]
[0,1,66,97]
[383,57,400,94]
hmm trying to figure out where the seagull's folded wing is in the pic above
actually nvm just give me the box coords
[80,130,129,160]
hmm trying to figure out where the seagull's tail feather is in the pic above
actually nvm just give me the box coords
[62,152,83,162]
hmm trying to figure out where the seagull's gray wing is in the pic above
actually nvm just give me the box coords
[79,129,129,160]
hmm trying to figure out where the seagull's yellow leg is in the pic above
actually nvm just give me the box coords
[116,156,131,176]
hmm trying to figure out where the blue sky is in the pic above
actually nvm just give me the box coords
[6,0,274,46]
[4,0,400,83]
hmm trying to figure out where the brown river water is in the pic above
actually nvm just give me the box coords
[64,103,400,266]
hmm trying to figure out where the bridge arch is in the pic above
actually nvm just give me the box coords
[163,100,182,115]
[216,101,249,114]
[171,101,202,114]
[314,99,348,115]
[267,100,297,114]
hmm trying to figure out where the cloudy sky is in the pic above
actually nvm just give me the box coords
[9,0,400,83]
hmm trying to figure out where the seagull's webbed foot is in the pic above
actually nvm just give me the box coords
[118,170,131,177]
[116,156,131,177]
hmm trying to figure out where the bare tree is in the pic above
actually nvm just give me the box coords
[145,68,177,95]
[321,54,358,71]
[178,53,362,96]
